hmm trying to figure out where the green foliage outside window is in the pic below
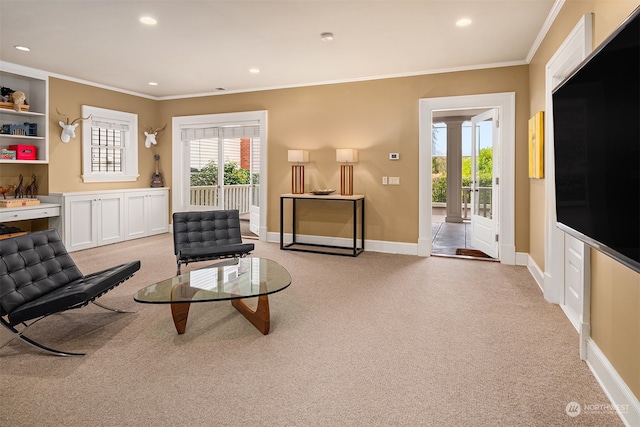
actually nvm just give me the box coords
[190,161,258,186]
[432,147,493,203]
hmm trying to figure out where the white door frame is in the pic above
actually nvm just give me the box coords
[172,110,268,242]
[419,93,516,264]
[544,15,592,357]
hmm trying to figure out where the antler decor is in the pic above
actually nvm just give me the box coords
[57,108,92,143]
[144,123,167,148]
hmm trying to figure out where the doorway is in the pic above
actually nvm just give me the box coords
[186,130,260,237]
[172,111,268,242]
[430,109,499,259]
[418,93,516,264]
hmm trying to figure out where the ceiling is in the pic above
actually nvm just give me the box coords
[0,1,557,99]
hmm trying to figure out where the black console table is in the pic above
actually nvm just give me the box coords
[279,193,364,257]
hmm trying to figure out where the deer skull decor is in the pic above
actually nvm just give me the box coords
[57,108,91,143]
[144,123,167,148]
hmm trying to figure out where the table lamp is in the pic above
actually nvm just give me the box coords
[287,150,309,194]
[336,149,358,195]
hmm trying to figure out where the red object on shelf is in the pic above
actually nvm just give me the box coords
[8,144,37,160]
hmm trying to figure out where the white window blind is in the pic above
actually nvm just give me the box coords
[181,124,260,141]
[90,118,130,132]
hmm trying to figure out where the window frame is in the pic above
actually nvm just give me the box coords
[81,105,138,183]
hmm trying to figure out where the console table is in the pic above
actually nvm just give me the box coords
[279,193,364,257]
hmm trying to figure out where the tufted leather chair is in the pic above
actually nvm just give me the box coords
[172,210,254,274]
[0,229,140,356]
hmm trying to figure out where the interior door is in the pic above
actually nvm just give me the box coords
[249,137,260,235]
[470,109,499,258]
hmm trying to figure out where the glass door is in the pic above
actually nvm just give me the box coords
[184,124,260,234]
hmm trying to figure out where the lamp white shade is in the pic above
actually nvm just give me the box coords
[336,148,358,163]
[287,150,309,163]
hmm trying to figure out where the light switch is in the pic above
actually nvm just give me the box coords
[382,176,388,185]
[389,177,400,185]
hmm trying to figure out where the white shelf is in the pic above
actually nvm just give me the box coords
[0,134,45,141]
[0,159,48,165]
[0,69,48,164]
[0,109,45,117]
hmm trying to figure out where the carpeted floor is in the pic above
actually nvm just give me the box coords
[0,233,624,426]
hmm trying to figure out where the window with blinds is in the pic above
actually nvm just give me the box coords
[81,105,138,182]
[90,126,124,172]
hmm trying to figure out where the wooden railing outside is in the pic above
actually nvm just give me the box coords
[189,184,254,213]
[432,185,491,220]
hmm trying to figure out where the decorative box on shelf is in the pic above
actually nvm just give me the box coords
[0,102,29,112]
[8,144,36,160]
[0,149,16,159]
[0,198,40,208]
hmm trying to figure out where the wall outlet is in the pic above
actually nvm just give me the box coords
[382,176,388,185]
[389,153,400,160]
[389,176,400,185]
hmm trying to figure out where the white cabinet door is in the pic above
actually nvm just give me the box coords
[125,192,147,240]
[65,196,95,251]
[147,190,169,235]
[97,194,125,246]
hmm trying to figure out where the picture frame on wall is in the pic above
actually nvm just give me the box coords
[528,111,544,179]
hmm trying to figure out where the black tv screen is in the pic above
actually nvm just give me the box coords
[552,7,640,274]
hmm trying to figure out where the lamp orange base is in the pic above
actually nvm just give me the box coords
[292,164,305,194]
[340,164,353,196]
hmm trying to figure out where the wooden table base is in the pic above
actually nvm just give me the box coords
[170,295,270,335]
[231,294,270,335]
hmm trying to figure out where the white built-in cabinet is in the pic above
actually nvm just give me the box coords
[42,188,169,252]
[124,189,169,240]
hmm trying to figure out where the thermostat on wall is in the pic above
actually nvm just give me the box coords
[389,153,399,160]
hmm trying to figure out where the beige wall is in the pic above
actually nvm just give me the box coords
[48,77,159,192]
[528,0,640,400]
[159,67,530,246]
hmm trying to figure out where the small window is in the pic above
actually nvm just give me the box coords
[81,105,138,182]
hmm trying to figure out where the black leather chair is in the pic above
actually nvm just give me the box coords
[173,210,254,274]
[0,229,140,356]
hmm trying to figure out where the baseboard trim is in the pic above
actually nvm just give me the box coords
[270,233,527,260]
[585,338,640,427]
[527,254,545,293]
[515,251,529,266]
[267,232,419,255]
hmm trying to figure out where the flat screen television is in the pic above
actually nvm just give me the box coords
[552,6,640,274]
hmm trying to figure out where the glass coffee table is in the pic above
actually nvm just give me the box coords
[134,258,291,335]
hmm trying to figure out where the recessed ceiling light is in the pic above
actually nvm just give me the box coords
[148,82,159,86]
[249,68,260,74]
[456,18,472,27]
[14,45,30,52]
[320,32,334,42]
[140,16,157,25]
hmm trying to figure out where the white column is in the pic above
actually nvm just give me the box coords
[443,118,464,223]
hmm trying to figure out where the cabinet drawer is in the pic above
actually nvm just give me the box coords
[0,206,60,222]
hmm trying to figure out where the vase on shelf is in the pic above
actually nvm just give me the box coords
[151,154,164,187]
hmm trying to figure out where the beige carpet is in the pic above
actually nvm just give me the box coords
[0,234,623,426]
